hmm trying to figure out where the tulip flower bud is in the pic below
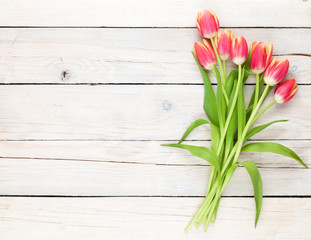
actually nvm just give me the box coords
[194,40,216,70]
[230,36,248,65]
[263,57,289,86]
[196,9,219,39]
[250,41,273,74]
[214,30,233,61]
[274,79,298,104]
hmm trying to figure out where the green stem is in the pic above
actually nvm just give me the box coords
[205,65,242,192]
[210,38,224,77]
[216,64,242,155]
[184,179,221,232]
[252,74,260,114]
[223,60,227,85]
[198,97,276,229]
[251,100,276,125]
[212,67,229,105]
[222,85,229,105]
[232,85,271,165]
[221,85,272,175]
[210,197,221,223]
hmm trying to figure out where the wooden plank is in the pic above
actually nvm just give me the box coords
[0,0,310,27]
[0,85,309,140]
[0,156,309,196]
[0,140,309,168]
[0,28,310,84]
[0,197,310,239]
[0,140,309,196]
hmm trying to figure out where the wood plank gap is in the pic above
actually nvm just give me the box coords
[0,26,309,29]
[0,139,310,142]
[0,83,310,86]
[0,195,310,198]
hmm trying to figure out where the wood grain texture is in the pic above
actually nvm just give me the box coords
[0,28,309,84]
[0,0,310,27]
[0,156,309,196]
[0,197,310,239]
[0,0,309,237]
[0,85,309,140]
[1,140,309,168]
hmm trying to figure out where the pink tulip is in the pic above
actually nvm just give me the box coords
[274,79,298,104]
[230,36,248,65]
[263,57,289,86]
[194,40,216,70]
[250,41,273,74]
[214,30,233,61]
[196,10,219,39]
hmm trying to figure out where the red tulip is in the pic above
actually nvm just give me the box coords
[250,41,273,74]
[263,57,289,86]
[214,30,233,61]
[194,40,216,70]
[230,36,248,65]
[196,10,219,39]
[274,79,298,104]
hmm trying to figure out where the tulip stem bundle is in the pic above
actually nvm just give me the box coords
[161,9,307,232]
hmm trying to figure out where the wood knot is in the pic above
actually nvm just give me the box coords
[162,100,172,111]
[289,65,297,73]
[60,70,71,81]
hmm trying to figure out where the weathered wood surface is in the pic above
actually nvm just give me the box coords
[0,28,309,84]
[0,0,310,238]
[0,197,310,239]
[0,85,309,140]
[0,140,309,196]
[0,0,310,27]
[1,140,309,168]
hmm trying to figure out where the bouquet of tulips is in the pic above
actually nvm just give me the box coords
[162,9,308,232]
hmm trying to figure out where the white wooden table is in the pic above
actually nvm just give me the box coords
[0,1,310,239]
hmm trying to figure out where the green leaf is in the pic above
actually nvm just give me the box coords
[222,161,262,227]
[237,69,246,139]
[246,75,264,121]
[225,81,238,157]
[225,70,238,96]
[241,142,308,168]
[177,118,220,152]
[213,67,225,129]
[242,51,251,72]
[240,161,263,227]
[178,119,211,144]
[161,144,220,171]
[192,52,219,126]
[245,120,288,141]
[210,123,221,152]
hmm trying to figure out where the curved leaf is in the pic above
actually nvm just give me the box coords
[161,144,220,171]
[210,123,221,152]
[177,119,220,152]
[178,119,211,144]
[222,161,262,227]
[241,142,308,168]
[225,70,238,96]
[192,52,219,126]
[214,67,225,129]
[240,161,262,227]
[245,120,288,141]
[225,81,238,157]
